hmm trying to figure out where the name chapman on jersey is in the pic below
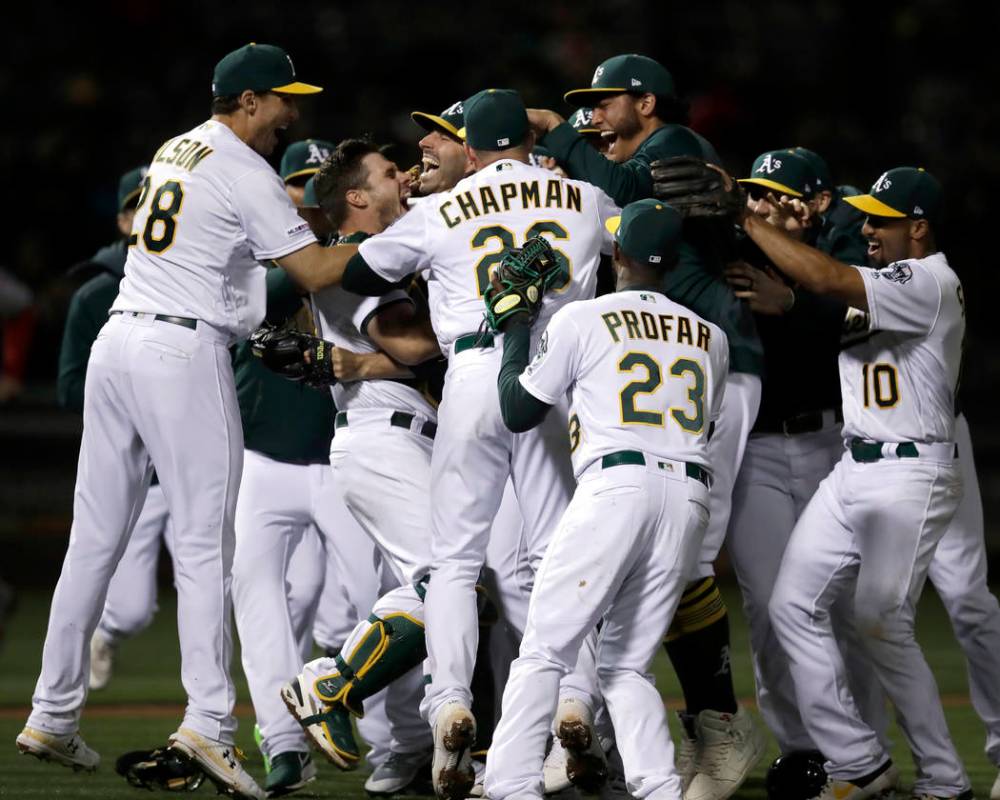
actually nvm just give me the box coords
[439,179,582,227]
[151,137,214,172]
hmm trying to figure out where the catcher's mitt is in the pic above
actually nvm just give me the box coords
[483,236,561,333]
[649,156,745,221]
[115,747,205,792]
[249,324,336,389]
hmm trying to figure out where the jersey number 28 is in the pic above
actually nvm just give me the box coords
[128,177,184,254]
[618,352,705,434]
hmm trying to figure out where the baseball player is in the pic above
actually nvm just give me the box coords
[484,199,728,800]
[722,151,889,760]
[738,167,972,799]
[58,166,178,693]
[281,138,334,207]
[531,54,765,798]
[15,43,365,799]
[410,101,472,196]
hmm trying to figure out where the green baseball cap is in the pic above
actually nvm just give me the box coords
[411,99,465,141]
[301,176,319,209]
[739,150,816,199]
[117,165,148,211]
[212,43,322,97]
[280,138,335,183]
[843,167,942,223]
[605,199,683,268]
[462,89,528,152]
[564,54,676,105]
[569,107,602,137]
[789,147,833,191]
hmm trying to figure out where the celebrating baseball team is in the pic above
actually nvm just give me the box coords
[15,40,1000,800]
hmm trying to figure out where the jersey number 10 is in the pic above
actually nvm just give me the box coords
[128,177,184,254]
[861,362,900,408]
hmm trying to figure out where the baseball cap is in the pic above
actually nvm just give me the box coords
[843,167,942,223]
[569,107,602,137]
[301,176,319,209]
[789,147,833,192]
[564,54,676,106]
[605,199,683,268]
[117,165,148,211]
[212,43,322,97]
[462,89,529,152]
[739,150,816,199]
[280,138,335,183]
[411,100,465,141]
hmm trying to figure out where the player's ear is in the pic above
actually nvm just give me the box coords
[464,142,478,170]
[816,190,833,215]
[345,188,367,210]
[239,89,257,115]
[637,93,657,119]
[910,218,930,242]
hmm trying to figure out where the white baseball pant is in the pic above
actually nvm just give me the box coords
[29,312,242,741]
[485,457,710,800]
[769,449,968,796]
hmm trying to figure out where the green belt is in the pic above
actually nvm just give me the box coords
[600,449,711,487]
[849,438,918,463]
[110,310,197,330]
[335,410,437,440]
[454,332,495,355]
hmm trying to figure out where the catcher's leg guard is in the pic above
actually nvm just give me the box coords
[314,612,426,716]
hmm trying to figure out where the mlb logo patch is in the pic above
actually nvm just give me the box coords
[649,255,662,264]
[497,137,510,147]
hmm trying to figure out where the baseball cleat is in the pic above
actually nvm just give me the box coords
[280,674,360,770]
[364,748,433,796]
[15,726,99,771]
[555,698,608,793]
[675,712,698,793]
[431,700,476,800]
[264,751,316,797]
[807,761,899,800]
[167,726,265,800]
[992,770,1000,800]
[88,630,116,691]
[543,736,573,794]
[684,707,765,800]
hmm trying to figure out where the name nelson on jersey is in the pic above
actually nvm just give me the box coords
[439,178,583,228]
[602,306,713,353]
[151,137,214,172]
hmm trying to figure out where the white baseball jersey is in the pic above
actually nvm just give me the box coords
[519,289,729,478]
[841,253,964,443]
[357,159,619,352]
[311,286,437,419]
[114,119,317,340]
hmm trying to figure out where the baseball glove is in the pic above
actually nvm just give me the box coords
[115,747,205,792]
[649,156,745,221]
[483,236,561,333]
[249,323,336,388]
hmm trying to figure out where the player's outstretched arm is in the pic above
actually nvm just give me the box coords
[741,211,868,310]
[367,301,441,367]
[276,242,360,294]
[332,348,414,382]
[497,319,552,433]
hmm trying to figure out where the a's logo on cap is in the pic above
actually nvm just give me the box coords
[571,109,592,126]
[593,65,605,83]
[444,100,464,116]
[307,143,330,164]
[497,137,510,147]
[756,154,782,174]
[649,255,662,264]
[630,78,642,87]
[873,172,892,192]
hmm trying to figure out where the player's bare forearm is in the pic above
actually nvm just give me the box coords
[368,303,442,367]
[277,242,359,294]
[333,348,413,382]
[741,214,868,311]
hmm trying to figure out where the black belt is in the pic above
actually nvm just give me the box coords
[454,332,495,354]
[756,407,843,436]
[335,410,437,440]
[111,310,197,330]
[600,449,711,488]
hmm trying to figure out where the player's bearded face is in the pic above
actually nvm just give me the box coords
[862,216,910,267]
[593,95,642,163]
[250,92,299,157]
[418,131,470,194]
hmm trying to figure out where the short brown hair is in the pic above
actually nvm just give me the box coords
[313,138,380,230]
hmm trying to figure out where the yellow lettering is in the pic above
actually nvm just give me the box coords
[440,200,461,228]
[677,316,693,346]
[622,310,641,339]
[602,312,624,343]
[696,322,711,352]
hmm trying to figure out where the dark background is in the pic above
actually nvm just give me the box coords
[2,0,999,580]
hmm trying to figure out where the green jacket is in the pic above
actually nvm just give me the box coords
[231,268,335,464]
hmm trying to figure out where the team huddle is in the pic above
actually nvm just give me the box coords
[17,41,1000,800]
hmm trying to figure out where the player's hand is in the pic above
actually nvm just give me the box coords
[329,346,365,382]
[725,261,795,315]
[526,109,564,137]
[750,191,813,233]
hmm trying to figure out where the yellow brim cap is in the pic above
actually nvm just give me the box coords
[564,87,628,105]
[842,194,907,218]
[282,167,321,184]
[605,216,622,235]
[272,81,324,95]
[411,111,464,140]
[737,178,803,198]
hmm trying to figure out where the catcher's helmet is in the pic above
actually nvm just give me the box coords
[765,750,827,800]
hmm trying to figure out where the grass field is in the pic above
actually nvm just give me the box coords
[0,583,996,798]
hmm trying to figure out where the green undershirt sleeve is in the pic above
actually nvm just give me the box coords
[342,253,406,296]
[497,319,552,432]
